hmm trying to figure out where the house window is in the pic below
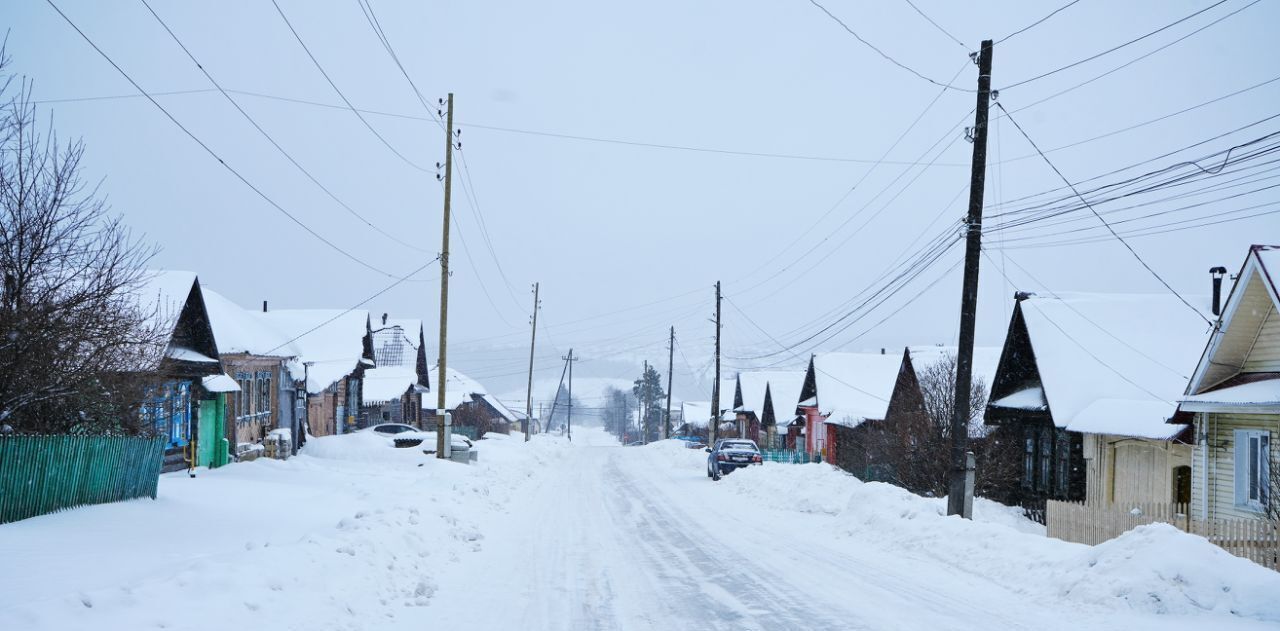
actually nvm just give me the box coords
[1023,432,1035,489]
[141,381,191,447]
[1039,429,1052,493]
[1234,429,1270,511]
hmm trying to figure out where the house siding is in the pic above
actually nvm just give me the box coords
[1194,412,1279,520]
[1241,304,1280,372]
[1084,433,1191,505]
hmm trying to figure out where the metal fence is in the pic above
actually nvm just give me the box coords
[760,449,813,464]
[0,435,166,525]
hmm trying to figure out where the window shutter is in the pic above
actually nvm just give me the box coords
[1234,429,1248,507]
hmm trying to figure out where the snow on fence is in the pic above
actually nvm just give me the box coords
[1047,500,1279,571]
[0,435,166,525]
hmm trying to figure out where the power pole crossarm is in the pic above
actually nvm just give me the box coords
[436,92,455,460]
[947,41,994,518]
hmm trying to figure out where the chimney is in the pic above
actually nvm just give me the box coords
[1210,266,1228,316]
[262,300,268,313]
[880,348,885,355]
[382,313,388,325]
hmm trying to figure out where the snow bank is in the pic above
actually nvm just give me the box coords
[0,430,571,631]
[644,442,1280,623]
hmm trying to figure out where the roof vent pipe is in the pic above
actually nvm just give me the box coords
[880,348,885,355]
[1210,266,1228,316]
[382,313,388,325]
[262,300,268,313]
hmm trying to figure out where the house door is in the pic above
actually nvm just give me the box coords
[198,399,217,467]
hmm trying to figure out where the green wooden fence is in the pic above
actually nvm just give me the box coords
[0,435,166,525]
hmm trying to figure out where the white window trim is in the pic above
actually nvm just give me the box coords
[1233,428,1271,512]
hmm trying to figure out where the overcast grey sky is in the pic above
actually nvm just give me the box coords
[6,0,1278,403]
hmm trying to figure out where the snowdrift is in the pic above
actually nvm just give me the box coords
[643,439,1280,623]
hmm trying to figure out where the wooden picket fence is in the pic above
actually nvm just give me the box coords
[1047,500,1279,571]
[0,434,166,525]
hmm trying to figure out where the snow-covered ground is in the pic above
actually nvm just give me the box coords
[1,427,1277,630]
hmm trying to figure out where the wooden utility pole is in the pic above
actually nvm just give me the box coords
[563,349,577,441]
[947,41,994,518]
[664,326,674,440]
[524,282,539,442]
[436,92,455,460]
[710,281,721,446]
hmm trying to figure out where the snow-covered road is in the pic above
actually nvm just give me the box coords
[426,429,1277,630]
[3,427,1278,630]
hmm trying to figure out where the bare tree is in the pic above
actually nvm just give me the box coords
[0,54,161,434]
[872,353,1020,502]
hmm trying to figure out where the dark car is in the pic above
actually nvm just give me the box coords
[706,439,762,480]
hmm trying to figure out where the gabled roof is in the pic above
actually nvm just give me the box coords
[906,345,1002,391]
[371,317,423,368]
[130,270,220,373]
[259,309,372,394]
[680,401,711,429]
[991,292,1210,440]
[735,370,805,428]
[1181,245,1280,413]
[805,352,903,428]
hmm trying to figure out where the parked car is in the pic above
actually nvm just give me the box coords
[364,423,419,437]
[706,439,762,480]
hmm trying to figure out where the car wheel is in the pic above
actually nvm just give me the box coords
[712,466,722,482]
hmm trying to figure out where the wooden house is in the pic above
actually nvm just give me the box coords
[422,365,518,439]
[1178,245,1280,521]
[132,271,231,472]
[796,352,901,463]
[732,371,805,449]
[676,401,711,441]
[985,292,1207,509]
[260,309,375,437]
[201,290,302,458]
[360,315,430,428]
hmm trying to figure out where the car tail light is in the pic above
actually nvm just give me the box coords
[752,455,762,463]
[716,453,727,462]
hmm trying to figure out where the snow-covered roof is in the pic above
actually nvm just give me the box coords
[680,401,711,429]
[422,365,488,411]
[480,394,519,423]
[371,317,422,368]
[1181,376,1280,413]
[259,309,371,394]
[1014,293,1209,440]
[201,287,299,358]
[810,353,903,427]
[135,270,198,336]
[201,373,240,393]
[735,370,805,428]
[991,386,1047,411]
[907,345,1002,390]
[362,365,422,404]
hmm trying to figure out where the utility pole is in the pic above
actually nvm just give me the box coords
[435,93,455,460]
[948,40,994,518]
[710,281,721,446]
[664,326,674,440]
[562,349,577,441]
[524,282,539,442]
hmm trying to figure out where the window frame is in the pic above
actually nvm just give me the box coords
[1234,428,1272,512]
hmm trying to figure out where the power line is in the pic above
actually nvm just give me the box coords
[995,100,1211,325]
[901,0,967,49]
[263,256,441,357]
[1002,0,1233,90]
[997,0,1260,114]
[45,0,402,279]
[270,0,433,172]
[997,0,1083,43]
[138,0,431,255]
[805,0,975,92]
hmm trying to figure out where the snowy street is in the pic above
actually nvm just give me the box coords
[2,427,1278,630]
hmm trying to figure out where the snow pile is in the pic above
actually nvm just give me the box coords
[707,455,1280,622]
[0,431,572,631]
